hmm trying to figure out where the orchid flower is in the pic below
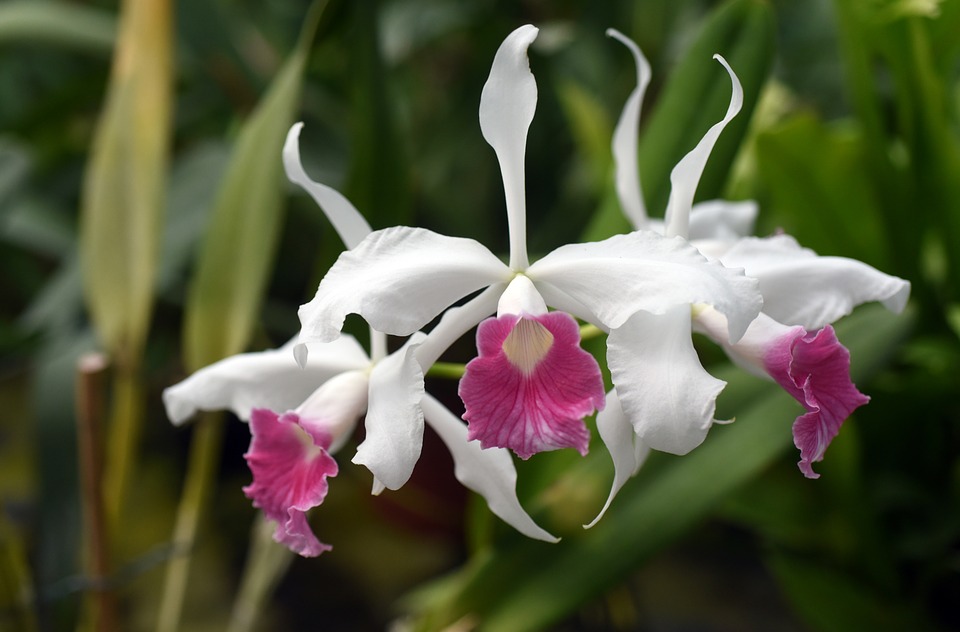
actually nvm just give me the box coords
[606,29,911,486]
[162,124,557,556]
[295,25,762,469]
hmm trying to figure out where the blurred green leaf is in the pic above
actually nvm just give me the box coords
[556,79,614,193]
[0,0,115,54]
[407,304,913,631]
[755,114,889,266]
[767,552,915,632]
[79,0,172,366]
[584,0,775,241]
[183,4,324,370]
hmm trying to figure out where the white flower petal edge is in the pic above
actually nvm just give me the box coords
[283,123,372,250]
[586,389,650,529]
[663,55,743,239]
[298,226,511,344]
[162,335,369,425]
[352,334,426,492]
[480,24,539,269]
[527,230,762,343]
[607,28,652,228]
[608,305,727,455]
[421,394,558,543]
[719,235,911,330]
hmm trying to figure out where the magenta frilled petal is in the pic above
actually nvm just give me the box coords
[459,311,605,459]
[243,408,339,556]
[763,325,870,479]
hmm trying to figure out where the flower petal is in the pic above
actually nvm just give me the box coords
[663,55,743,239]
[294,369,370,454]
[608,305,726,455]
[298,226,510,343]
[243,409,338,557]
[283,122,372,249]
[764,325,870,479]
[688,199,758,242]
[421,394,558,543]
[459,312,605,459]
[719,234,911,329]
[607,28,652,229]
[352,335,426,491]
[162,335,369,425]
[480,24,539,269]
[527,230,762,342]
[585,389,650,529]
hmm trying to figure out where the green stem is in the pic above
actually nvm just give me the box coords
[103,364,144,537]
[156,414,225,632]
[579,323,604,341]
[227,516,294,632]
[426,362,467,379]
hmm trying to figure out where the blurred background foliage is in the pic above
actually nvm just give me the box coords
[1,0,958,630]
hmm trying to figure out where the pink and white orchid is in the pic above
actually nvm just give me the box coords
[162,124,558,555]
[605,29,910,490]
[296,25,763,466]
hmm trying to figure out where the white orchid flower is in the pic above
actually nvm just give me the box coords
[605,29,910,496]
[162,124,557,556]
[296,25,762,478]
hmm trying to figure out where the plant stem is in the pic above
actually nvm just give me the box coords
[227,516,294,632]
[76,353,118,632]
[156,413,225,632]
[102,365,144,535]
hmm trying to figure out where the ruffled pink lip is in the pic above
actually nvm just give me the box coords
[459,311,606,460]
[243,409,339,556]
[763,325,870,479]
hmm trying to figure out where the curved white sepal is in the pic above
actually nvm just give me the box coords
[607,28,652,230]
[283,123,372,250]
[663,55,743,239]
[608,306,726,455]
[298,226,510,343]
[162,335,369,425]
[585,389,650,528]
[480,25,539,270]
[421,394,558,543]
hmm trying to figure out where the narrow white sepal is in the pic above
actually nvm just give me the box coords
[422,394,558,543]
[663,55,743,239]
[585,389,650,529]
[480,25,539,270]
[607,28,652,230]
[283,122,372,250]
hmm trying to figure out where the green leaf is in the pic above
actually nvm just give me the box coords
[78,0,172,366]
[583,0,775,241]
[406,304,913,631]
[0,0,115,54]
[183,2,325,371]
[767,552,914,632]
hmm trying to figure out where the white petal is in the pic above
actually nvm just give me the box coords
[687,199,757,242]
[415,284,504,369]
[719,234,911,329]
[608,306,726,455]
[480,25,538,269]
[527,230,762,342]
[162,336,369,425]
[663,55,743,239]
[421,394,558,543]
[607,28,652,230]
[585,389,650,529]
[298,226,510,343]
[352,335,425,490]
[283,123,372,250]
[693,306,786,379]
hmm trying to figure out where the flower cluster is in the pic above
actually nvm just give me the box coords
[164,25,909,556]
